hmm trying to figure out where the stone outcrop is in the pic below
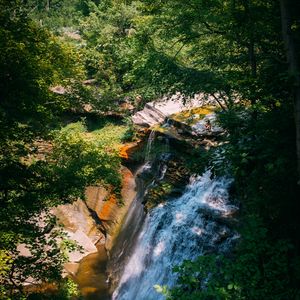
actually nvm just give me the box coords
[51,166,137,277]
[143,158,190,210]
[54,199,104,245]
[132,93,218,127]
[85,186,110,220]
[119,140,144,161]
[86,167,137,251]
[53,199,104,271]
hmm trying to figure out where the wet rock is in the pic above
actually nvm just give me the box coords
[191,113,223,136]
[105,167,137,251]
[84,167,137,251]
[143,158,190,209]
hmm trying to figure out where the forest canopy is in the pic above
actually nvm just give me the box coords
[1,0,300,299]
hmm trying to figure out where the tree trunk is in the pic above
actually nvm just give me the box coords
[295,86,300,185]
[249,38,257,78]
[46,0,50,11]
[243,0,257,107]
[279,0,300,184]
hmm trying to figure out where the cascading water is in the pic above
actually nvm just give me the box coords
[112,170,238,300]
[144,130,156,162]
[107,160,170,291]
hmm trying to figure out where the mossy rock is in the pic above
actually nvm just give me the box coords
[143,158,191,209]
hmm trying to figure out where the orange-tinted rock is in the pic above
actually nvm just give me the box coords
[85,186,110,218]
[105,167,137,250]
[98,194,117,221]
[54,166,136,274]
[119,141,142,160]
[84,167,137,251]
[121,167,137,205]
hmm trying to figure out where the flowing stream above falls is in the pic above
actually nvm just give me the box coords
[111,170,238,300]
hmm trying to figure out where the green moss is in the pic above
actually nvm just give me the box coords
[170,106,215,125]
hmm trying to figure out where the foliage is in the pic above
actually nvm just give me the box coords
[1,0,300,299]
[134,0,300,299]
[24,0,85,30]
[121,117,137,142]
[51,120,122,199]
[26,278,81,300]
[0,1,121,298]
[77,0,142,108]
[56,278,81,299]
[166,215,300,300]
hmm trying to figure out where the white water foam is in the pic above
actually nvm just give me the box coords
[113,170,238,300]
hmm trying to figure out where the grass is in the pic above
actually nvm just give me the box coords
[87,123,128,150]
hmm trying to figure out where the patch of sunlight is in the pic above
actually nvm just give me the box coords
[85,123,128,149]
[170,106,215,125]
[153,241,165,257]
[175,212,186,223]
[192,226,204,236]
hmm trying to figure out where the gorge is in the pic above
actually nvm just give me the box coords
[2,1,300,298]
[69,99,239,299]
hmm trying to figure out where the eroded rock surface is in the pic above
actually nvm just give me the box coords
[51,166,137,276]
[104,167,137,251]
[54,199,104,245]
[132,93,217,127]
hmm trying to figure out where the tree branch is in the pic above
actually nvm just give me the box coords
[201,21,226,35]
[212,94,227,111]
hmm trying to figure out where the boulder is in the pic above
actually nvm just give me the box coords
[53,199,104,245]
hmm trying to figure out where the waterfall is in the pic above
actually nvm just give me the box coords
[145,130,156,162]
[112,170,238,300]
[107,160,170,289]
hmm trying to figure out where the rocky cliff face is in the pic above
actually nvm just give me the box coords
[84,167,137,251]
[52,166,137,276]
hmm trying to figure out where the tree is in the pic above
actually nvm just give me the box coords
[78,0,142,108]
[279,0,300,184]
[132,0,300,298]
[0,1,120,297]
